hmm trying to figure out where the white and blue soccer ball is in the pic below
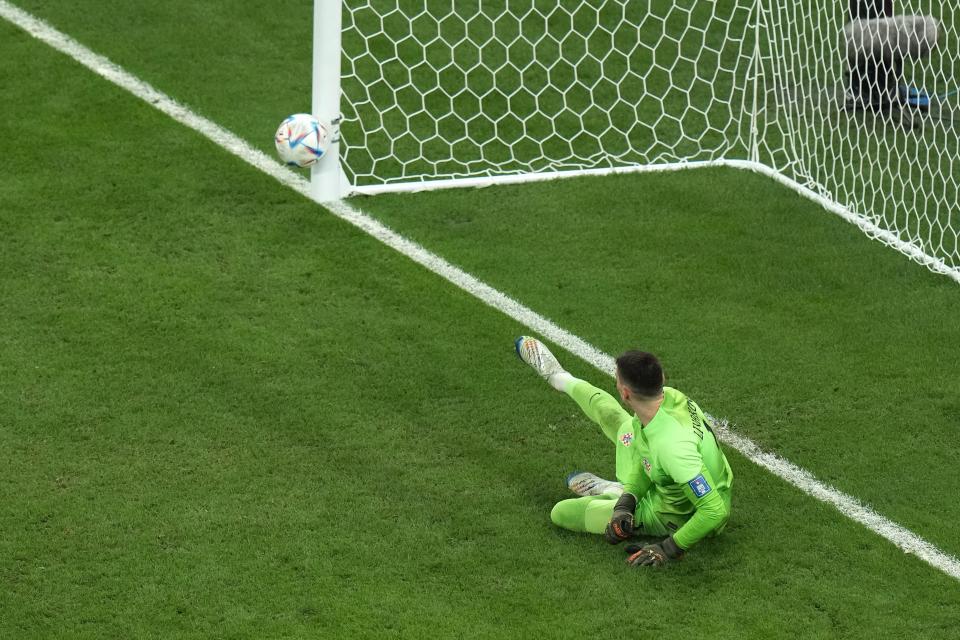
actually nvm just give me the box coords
[274,113,329,167]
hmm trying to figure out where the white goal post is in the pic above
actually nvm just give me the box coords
[311,0,959,283]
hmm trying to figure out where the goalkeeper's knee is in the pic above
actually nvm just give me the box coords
[551,499,584,531]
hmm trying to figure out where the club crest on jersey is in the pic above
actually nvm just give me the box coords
[688,474,712,498]
[620,432,634,447]
[642,458,652,473]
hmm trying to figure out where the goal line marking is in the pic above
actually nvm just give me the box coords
[3,0,958,582]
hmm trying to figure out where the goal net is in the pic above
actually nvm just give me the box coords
[755,0,958,278]
[328,0,959,281]
[339,0,756,188]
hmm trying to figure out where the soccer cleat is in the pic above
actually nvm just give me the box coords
[514,336,565,380]
[566,471,624,497]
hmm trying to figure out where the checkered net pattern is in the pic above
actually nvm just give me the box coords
[756,0,959,274]
[340,0,755,185]
[340,0,959,276]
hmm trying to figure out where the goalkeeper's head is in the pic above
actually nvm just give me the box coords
[615,351,664,403]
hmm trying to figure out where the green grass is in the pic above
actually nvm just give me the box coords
[3,3,960,638]
[357,169,960,559]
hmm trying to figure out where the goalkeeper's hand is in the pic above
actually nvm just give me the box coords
[604,492,638,544]
[624,536,685,567]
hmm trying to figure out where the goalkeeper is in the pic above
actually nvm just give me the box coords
[515,336,733,567]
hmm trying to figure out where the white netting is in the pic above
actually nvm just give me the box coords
[757,0,959,274]
[337,1,959,277]
[340,0,755,185]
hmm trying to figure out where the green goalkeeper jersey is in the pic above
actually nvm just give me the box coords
[568,381,733,549]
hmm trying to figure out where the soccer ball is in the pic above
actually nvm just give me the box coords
[274,114,329,167]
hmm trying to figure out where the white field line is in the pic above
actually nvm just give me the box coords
[3,0,959,582]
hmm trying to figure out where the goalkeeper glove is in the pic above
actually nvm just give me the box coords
[624,536,685,567]
[604,492,638,544]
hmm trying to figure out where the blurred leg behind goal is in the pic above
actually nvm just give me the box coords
[846,1,897,112]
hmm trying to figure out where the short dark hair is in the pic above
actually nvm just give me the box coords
[615,351,664,397]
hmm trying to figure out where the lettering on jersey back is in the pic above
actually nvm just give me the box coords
[687,398,704,440]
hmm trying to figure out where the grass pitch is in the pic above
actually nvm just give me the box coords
[2,2,960,639]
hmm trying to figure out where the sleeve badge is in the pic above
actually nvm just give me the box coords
[688,474,712,498]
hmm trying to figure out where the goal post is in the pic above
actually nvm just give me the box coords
[313,0,960,283]
[310,0,345,202]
